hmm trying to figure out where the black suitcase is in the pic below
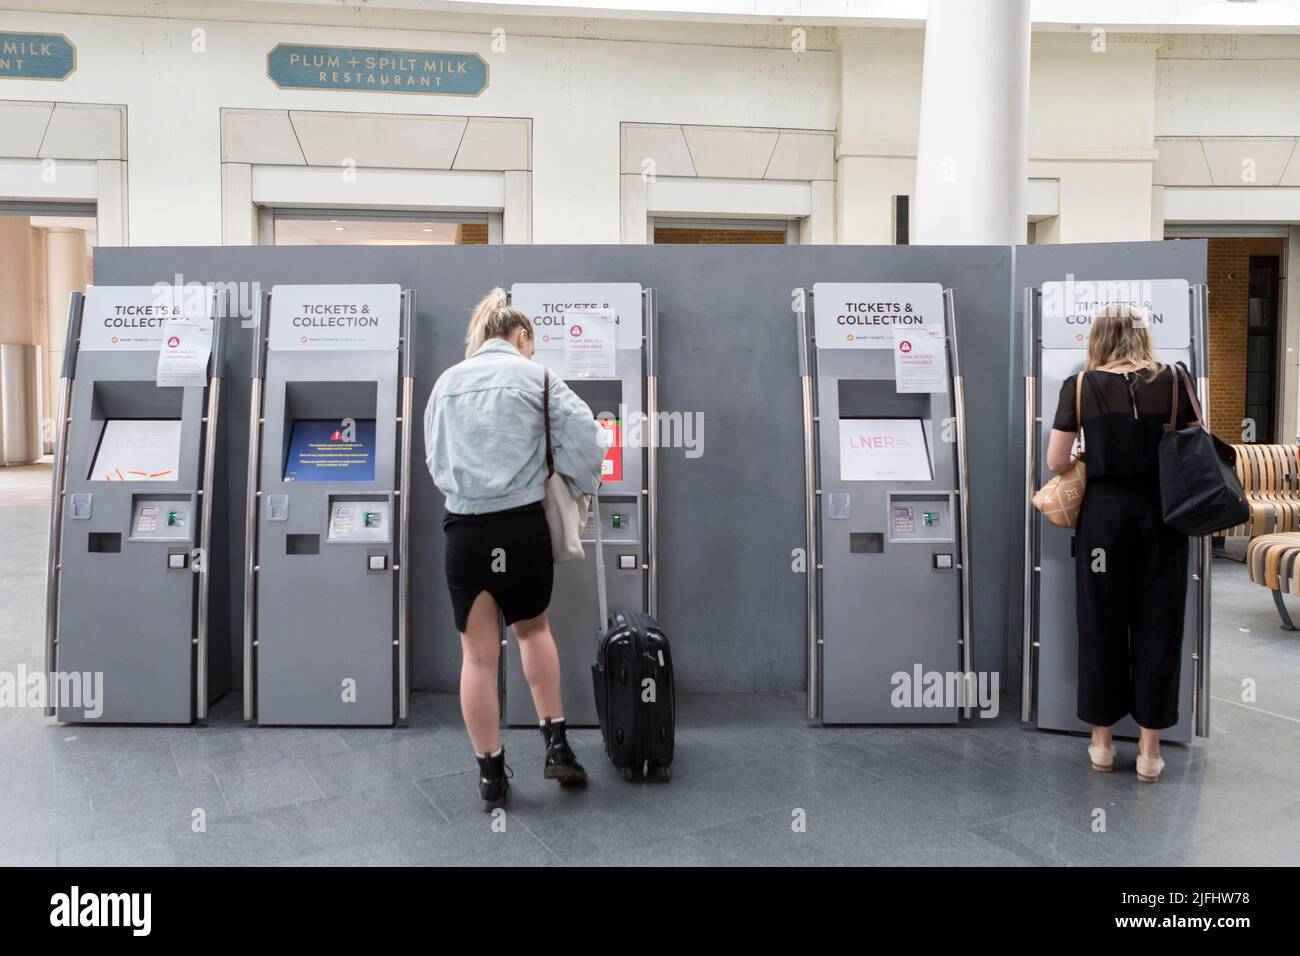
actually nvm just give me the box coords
[592,609,675,781]
[588,497,674,782]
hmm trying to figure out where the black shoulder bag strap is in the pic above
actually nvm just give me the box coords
[1166,362,1205,433]
[542,368,555,478]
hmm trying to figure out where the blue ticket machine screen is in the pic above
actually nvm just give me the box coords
[284,419,376,482]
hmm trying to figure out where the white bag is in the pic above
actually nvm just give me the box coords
[541,369,590,562]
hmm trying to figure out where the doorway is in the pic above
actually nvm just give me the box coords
[258,208,497,246]
[0,204,96,458]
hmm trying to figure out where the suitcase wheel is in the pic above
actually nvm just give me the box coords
[655,764,672,783]
[618,765,635,782]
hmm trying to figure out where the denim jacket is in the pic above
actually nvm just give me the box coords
[424,338,607,515]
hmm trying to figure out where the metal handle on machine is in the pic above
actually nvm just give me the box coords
[195,299,224,720]
[944,289,974,716]
[644,288,659,619]
[1191,282,1212,738]
[43,291,84,716]
[797,289,820,721]
[1021,287,1040,723]
[397,289,417,721]
[242,291,270,721]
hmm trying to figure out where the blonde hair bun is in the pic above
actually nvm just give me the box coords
[464,287,533,358]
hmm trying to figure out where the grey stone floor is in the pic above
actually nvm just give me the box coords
[3,463,1299,866]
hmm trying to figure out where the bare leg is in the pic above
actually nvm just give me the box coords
[1091,725,1113,749]
[459,591,502,755]
[1137,725,1160,760]
[512,609,564,721]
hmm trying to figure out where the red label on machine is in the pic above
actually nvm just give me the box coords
[598,418,622,482]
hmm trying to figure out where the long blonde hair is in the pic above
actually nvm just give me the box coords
[1085,303,1163,382]
[464,288,533,358]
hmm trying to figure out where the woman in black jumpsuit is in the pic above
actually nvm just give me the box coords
[1046,305,1196,783]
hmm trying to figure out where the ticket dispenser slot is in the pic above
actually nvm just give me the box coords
[248,283,410,727]
[801,282,968,726]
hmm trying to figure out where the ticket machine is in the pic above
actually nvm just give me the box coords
[244,284,416,726]
[797,283,972,724]
[45,285,225,723]
[1022,278,1210,741]
[502,283,658,726]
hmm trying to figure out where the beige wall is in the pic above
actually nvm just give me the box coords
[0,218,37,345]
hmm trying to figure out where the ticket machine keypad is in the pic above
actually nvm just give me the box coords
[129,498,192,540]
[886,494,953,543]
[328,499,390,542]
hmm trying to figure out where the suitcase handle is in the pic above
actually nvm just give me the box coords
[592,489,609,637]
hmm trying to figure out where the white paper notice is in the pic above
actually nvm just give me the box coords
[90,419,183,482]
[839,419,932,482]
[155,320,213,387]
[892,327,948,394]
[563,310,616,378]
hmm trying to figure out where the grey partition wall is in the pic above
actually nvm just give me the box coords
[93,243,1020,708]
[46,285,228,724]
[1012,240,1210,742]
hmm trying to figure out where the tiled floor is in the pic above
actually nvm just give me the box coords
[3,463,1299,866]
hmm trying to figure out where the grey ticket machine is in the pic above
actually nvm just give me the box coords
[244,284,416,726]
[798,283,971,724]
[502,283,658,726]
[45,285,225,723]
[1022,279,1210,742]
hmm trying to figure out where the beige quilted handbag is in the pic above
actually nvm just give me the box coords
[1032,371,1086,529]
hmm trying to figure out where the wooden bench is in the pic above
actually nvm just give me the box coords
[1246,533,1300,630]
[1220,444,1300,538]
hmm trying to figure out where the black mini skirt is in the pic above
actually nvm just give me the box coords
[442,501,553,632]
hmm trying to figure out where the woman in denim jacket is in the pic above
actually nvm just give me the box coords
[425,288,606,810]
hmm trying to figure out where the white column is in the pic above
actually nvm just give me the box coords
[913,0,1031,245]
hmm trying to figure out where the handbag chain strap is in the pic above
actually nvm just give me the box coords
[1074,370,1086,455]
[542,367,555,478]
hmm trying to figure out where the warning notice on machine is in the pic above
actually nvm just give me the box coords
[155,320,212,387]
[812,283,944,350]
[892,327,948,394]
[564,310,616,378]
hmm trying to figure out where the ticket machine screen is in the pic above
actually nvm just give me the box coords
[838,418,933,482]
[89,419,182,481]
[284,419,376,482]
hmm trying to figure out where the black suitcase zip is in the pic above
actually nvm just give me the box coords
[589,496,674,781]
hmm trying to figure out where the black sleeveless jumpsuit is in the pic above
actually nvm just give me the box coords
[1052,366,1197,730]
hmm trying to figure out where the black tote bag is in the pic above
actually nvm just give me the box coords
[1159,364,1250,536]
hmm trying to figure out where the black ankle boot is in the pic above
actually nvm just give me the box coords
[475,747,511,811]
[540,718,587,784]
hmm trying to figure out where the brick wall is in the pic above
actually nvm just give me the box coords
[456,223,488,244]
[1205,237,1284,443]
[653,227,787,244]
